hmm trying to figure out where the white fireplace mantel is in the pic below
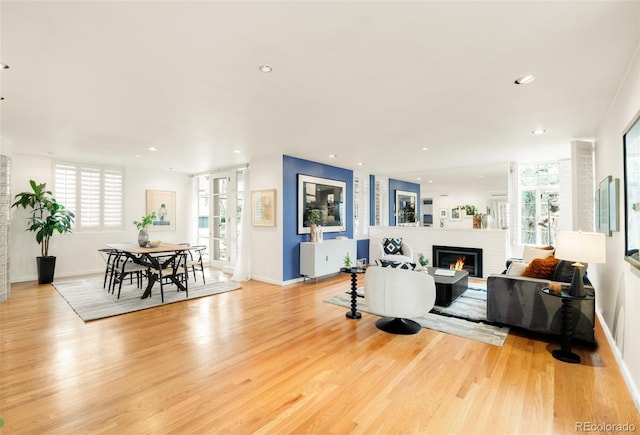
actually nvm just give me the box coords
[368,226,509,278]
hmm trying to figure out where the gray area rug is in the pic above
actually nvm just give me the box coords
[324,286,509,346]
[53,276,242,322]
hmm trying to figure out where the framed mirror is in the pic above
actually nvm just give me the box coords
[623,115,640,269]
[297,174,346,234]
[395,190,417,225]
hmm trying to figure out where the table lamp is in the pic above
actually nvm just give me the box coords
[554,231,606,297]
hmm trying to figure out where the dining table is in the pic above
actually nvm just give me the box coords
[105,243,191,299]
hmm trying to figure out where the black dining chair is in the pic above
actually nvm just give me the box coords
[186,245,207,284]
[98,248,125,291]
[112,253,150,299]
[148,252,189,303]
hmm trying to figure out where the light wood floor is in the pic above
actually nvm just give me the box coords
[1,271,638,434]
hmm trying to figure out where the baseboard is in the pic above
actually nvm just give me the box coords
[282,277,305,286]
[596,308,640,413]
[250,274,288,286]
[11,268,116,284]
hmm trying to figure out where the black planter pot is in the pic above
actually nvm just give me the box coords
[36,256,57,284]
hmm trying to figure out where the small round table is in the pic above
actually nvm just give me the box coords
[541,288,594,364]
[340,267,366,319]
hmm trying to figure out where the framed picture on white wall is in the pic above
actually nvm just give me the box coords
[450,206,461,221]
[146,190,176,231]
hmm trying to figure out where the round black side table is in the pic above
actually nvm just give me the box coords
[541,288,594,364]
[340,267,366,319]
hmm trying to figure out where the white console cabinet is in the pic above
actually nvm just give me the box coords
[300,239,357,279]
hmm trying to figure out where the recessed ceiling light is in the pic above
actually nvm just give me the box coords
[428,180,433,184]
[357,162,365,166]
[478,175,484,178]
[233,150,241,154]
[417,177,422,181]
[148,147,157,151]
[422,147,429,151]
[259,65,272,73]
[532,128,546,135]
[134,154,141,158]
[0,62,8,69]
[515,75,535,85]
[329,154,337,158]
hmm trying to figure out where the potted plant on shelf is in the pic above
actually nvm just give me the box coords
[133,212,156,247]
[12,180,75,284]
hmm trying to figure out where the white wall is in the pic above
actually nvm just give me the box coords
[593,45,640,409]
[248,155,283,284]
[10,153,191,282]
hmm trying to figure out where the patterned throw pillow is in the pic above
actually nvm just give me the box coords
[522,255,560,279]
[378,259,416,270]
[383,238,403,255]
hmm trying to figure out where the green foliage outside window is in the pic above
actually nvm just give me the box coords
[518,162,561,245]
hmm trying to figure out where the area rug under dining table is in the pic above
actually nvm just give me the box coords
[53,276,242,322]
[324,285,509,346]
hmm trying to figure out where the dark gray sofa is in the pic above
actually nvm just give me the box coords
[486,262,595,343]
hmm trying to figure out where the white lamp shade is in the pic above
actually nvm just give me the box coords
[554,231,606,264]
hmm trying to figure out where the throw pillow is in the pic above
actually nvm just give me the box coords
[522,245,554,263]
[522,255,560,279]
[383,238,403,255]
[505,261,528,276]
[378,259,416,270]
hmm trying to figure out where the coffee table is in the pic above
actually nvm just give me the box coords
[426,267,469,306]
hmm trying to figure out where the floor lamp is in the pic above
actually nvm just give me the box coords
[554,231,606,297]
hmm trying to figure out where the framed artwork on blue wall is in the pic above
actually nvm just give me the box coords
[297,174,346,234]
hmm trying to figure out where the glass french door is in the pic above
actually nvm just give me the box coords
[197,171,238,269]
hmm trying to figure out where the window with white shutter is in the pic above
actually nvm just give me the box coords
[54,162,124,231]
[80,167,101,228]
[103,169,123,228]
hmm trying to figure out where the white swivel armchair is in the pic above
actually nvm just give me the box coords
[363,266,436,334]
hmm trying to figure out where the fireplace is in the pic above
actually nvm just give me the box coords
[432,245,483,278]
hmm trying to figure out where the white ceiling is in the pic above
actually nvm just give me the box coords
[1,1,639,192]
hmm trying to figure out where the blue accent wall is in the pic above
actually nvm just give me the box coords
[356,239,370,263]
[388,179,421,226]
[282,155,354,281]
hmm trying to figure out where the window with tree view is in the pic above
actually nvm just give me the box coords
[519,162,560,246]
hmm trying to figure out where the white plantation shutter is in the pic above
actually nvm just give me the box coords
[103,169,123,227]
[54,162,123,230]
[80,167,101,228]
[54,164,77,216]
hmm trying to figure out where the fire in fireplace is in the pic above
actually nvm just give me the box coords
[432,245,483,278]
[450,257,466,271]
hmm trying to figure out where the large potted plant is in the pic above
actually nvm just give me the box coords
[12,180,75,284]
